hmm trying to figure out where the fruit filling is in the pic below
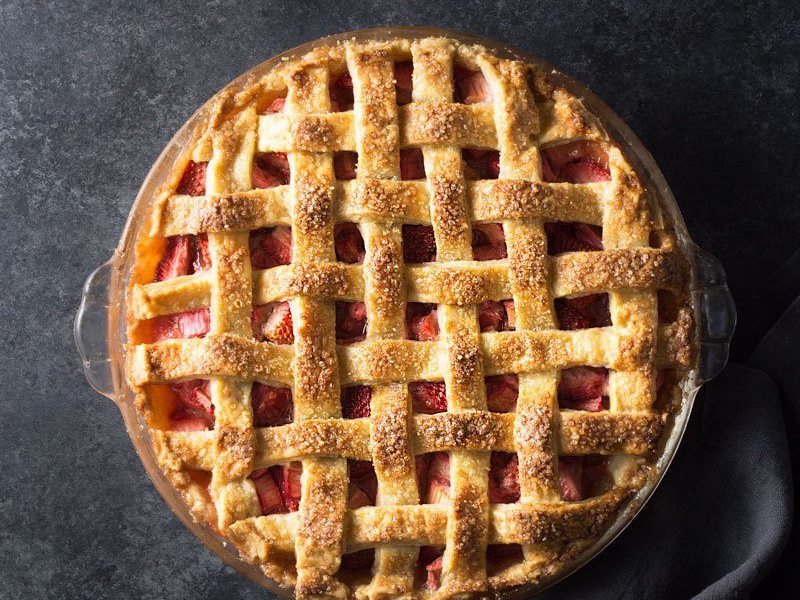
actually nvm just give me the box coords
[415,453,450,589]
[251,382,293,427]
[416,452,450,505]
[486,545,525,576]
[544,222,604,254]
[555,294,611,329]
[657,289,680,323]
[406,303,439,341]
[454,67,492,104]
[150,308,210,342]
[400,148,425,180]
[336,302,367,344]
[251,302,294,344]
[472,223,507,261]
[402,224,436,263]
[462,149,500,180]
[334,222,365,264]
[540,141,610,184]
[249,462,302,515]
[558,367,609,412]
[488,452,520,503]
[252,152,290,188]
[341,386,372,419]
[169,380,214,431]
[263,96,286,114]
[330,71,354,112]
[409,381,447,414]
[558,455,613,501]
[340,549,375,572]
[394,61,414,105]
[478,300,515,332]
[176,160,208,196]
[155,234,211,282]
[419,546,445,591]
[249,226,292,269]
[485,375,519,413]
[334,151,358,180]
[348,460,377,508]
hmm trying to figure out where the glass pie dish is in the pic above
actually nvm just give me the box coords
[75,27,736,598]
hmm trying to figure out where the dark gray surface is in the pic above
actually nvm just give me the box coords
[1,1,797,598]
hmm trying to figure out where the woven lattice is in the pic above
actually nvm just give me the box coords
[127,37,694,599]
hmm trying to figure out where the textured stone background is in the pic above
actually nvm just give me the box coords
[1,1,797,598]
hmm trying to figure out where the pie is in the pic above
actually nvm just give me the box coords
[125,34,696,599]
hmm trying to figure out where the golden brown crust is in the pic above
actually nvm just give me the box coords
[126,35,697,600]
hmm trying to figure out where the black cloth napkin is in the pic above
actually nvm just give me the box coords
[538,251,800,599]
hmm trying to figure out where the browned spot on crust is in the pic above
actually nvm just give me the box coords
[560,412,665,455]
[367,235,404,320]
[215,426,254,479]
[356,179,418,217]
[372,406,413,478]
[288,263,350,297]
[416,412,504,451]
[294,180,334,233]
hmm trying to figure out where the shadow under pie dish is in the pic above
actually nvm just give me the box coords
[76,28,736,600]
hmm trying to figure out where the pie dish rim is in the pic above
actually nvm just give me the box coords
[75,26,735,598]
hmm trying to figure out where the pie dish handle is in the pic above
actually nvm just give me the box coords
[75,257,119,401]
[692,245,736,384]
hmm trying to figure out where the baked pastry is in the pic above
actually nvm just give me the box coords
[126,35,696,599]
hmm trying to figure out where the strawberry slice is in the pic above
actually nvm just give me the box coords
[582,455,613,497]
[151,308,210,342]
[170,380,214,430]
[192,234,212,272]
[454,67,492,104]
[334,151,358,180]
[418,545,445,590]
[503,299,516,329]
[252,152,290,188]
[406,303,439,341]
[544,222,604,255]
[264,97,285,114]
[348,460,377,507]
[250,226,292,269]
[273,462,302,512]
[425,453,451,504]
[478,300,514,332]
[486,545,524,575]
[472,223,507,261]
[462,148,500,180]
[555,294,611,330]
[415,454,430,498]
[558,367,609,412]
[400,148,425,180]
[330,71,354,112]
[341,386,372,419]
[250,469,287,515]
[340,549,375,571]
[559,456,584,501]
[156,235,193,281]
[485,375,519,413]
[425,555,444,590]
[402,224,436,263]
[335,302,367,344]
[334,222,365,264]
[176,160,208,196]
[540,141,610,184]
[410,381,447,414]
[251,383,293,427]
[488,452,520,503]
[252,301,294,344]
[394,61,414,105]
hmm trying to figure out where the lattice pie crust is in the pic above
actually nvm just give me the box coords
[126,36,695,599]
